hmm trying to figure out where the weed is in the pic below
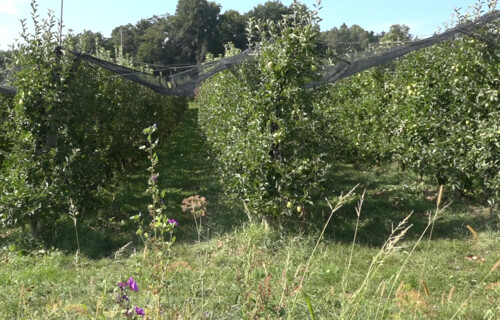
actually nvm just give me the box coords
[182,195,208,242]
[116,277,145,317]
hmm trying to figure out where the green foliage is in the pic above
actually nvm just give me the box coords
[316,66,395,166]
[320,23,379,55]
[198,1,327,219]
[380,24,412,44]
[59,46,187,220]
[0,1,76,237]
[171,0,223,63]
[0,0,187,239]
[392,28,500,199]
[219,10,248,50]
[245,0,292,23]
[134,124,176,241]
[72,29,110,55]
[317,2,500,204]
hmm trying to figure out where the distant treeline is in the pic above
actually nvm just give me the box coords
[39,1,412,65]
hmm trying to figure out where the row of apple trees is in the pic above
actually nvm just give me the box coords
[197,1,499,223]
[0,5,187,237]
[317,5,499,205]
[197,2,328,220]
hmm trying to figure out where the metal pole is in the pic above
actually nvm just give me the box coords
[59,0,64,46]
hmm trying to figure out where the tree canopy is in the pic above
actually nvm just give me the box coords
[68,0,394,66]
[10,1,421,74]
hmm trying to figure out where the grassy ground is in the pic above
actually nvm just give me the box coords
[0,105,499,319]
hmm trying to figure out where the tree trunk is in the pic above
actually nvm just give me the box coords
[30,216,42,237]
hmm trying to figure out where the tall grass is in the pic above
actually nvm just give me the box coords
[1,186,498,318]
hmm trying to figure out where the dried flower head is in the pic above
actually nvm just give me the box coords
[181,195,208,218]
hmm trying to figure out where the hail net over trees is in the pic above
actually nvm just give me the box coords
[0,10,499,97]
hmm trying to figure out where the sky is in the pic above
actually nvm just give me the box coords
[0,0,497,50]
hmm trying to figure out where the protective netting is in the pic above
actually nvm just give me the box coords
[0,68,16,95]
[73,47,255,97]
[0,10,498,97]
[307,10,499,89]
[0,85,16,95]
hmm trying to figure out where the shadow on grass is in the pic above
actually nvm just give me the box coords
[159,107,246,241]
[311,162,498,246]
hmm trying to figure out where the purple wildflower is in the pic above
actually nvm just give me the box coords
[127,277,139,292]
[118,282,127,289]
[168,218,179,226]
[151,175,158,182]
[153,123,157,128]
[135,306,145,316]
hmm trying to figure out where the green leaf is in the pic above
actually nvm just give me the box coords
[303,292,316,320]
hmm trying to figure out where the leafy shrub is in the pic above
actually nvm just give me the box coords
[0,2,77,236]
[0,0,187,238]
[317,1,500,204]
[197,1,327,220]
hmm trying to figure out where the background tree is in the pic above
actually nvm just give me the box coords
[171,0,223,63]
[321,23,379,54]
[136,15,171,65]
[219,10,248,50]
[245,0,292,22]
[380,24,412,44]
[74,30,110,55]
[109,23,140,57]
